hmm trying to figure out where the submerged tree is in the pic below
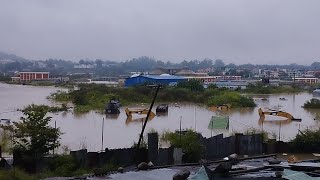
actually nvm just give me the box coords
[13,105,62,155]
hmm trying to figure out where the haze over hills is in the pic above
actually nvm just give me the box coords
[0,50,319,68]
[0,51,319,67]
[0,51,29,62]
[1,50,320,80]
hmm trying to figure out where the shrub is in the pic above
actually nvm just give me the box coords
[22,104,67,113]
[0,168,36,180]
[161,130,203,163]
[303,98,320,108]
[244,128,269,141]
[48,91,70,102]
[291,128,320,152]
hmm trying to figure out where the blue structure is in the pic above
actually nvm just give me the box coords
[125,74,187,87]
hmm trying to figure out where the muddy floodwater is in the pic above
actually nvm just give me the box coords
[1,82,320,152]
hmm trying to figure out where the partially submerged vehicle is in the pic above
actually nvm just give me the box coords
[125,107,155,117]
[105,100,121,114]
[156,104,168,113]
[209,104,230,111]
[313,88,320,93]
[279,97,287,101]
[258,108,301,121]
[124,107,156,124]
[313,88,320,97]
[0,118,11,124]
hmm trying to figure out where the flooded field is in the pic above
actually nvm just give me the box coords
[1,82,320,151]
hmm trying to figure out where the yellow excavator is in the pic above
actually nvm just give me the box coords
[125,108,156,125]
[258,108,301,121]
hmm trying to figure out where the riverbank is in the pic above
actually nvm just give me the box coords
[242,82,305,94]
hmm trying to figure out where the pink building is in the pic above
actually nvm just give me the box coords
[12,72,50,81]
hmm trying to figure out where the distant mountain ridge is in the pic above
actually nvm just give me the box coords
[0,51,29,62]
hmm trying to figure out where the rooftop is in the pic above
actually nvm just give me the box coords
[142,75,186,80]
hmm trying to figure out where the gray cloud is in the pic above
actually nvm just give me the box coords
[1,0,320,64]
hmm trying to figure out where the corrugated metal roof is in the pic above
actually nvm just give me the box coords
[141,75,186,80]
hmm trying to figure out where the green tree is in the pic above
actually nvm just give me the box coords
[13,105,62,155]
[213,59,225,70]
[176,79,204,92]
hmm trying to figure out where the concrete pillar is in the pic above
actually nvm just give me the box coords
[148,132,158,165]
[235,133,243,155]
[173,148,183,164]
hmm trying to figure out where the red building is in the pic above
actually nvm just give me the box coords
[14,72,50,81]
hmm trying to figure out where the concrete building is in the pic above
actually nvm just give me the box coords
[213,76,241,81]
[288,70,303,78]
[212,80,249,90]
[185,75,242,85]
[294,77,318,84]
[125,74,187,87]
[12,72,50,81]
[185,76,215,84]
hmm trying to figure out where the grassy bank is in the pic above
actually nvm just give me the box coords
[243,82,303,94]
[49,83,256,113]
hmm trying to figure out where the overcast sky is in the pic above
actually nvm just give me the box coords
[1,0,320,64]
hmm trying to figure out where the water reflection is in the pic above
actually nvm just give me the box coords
[125,114,157,125]
[156,112,168,116]
[258,117,292,125]
[312,92,320,97]
[125,117,148,125]
[229,108,255,116]
[105,114,120,119]
[61,111,68,117]
[73,112,88,118]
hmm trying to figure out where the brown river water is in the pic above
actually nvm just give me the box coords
[1,82,320,152]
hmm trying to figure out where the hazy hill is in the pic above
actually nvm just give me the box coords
[0,51,29,62]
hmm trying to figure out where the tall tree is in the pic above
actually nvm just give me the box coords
[213,59,225,70]
[13,105,62,155]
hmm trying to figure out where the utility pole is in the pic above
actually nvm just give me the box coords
[179,116,182,144]
[101,118,105,151]
[53,121,56,154]
[136,85,160,149]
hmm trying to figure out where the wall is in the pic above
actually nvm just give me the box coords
[69,133,265,168]
[12,133,275,173]
[202,133,263,159]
